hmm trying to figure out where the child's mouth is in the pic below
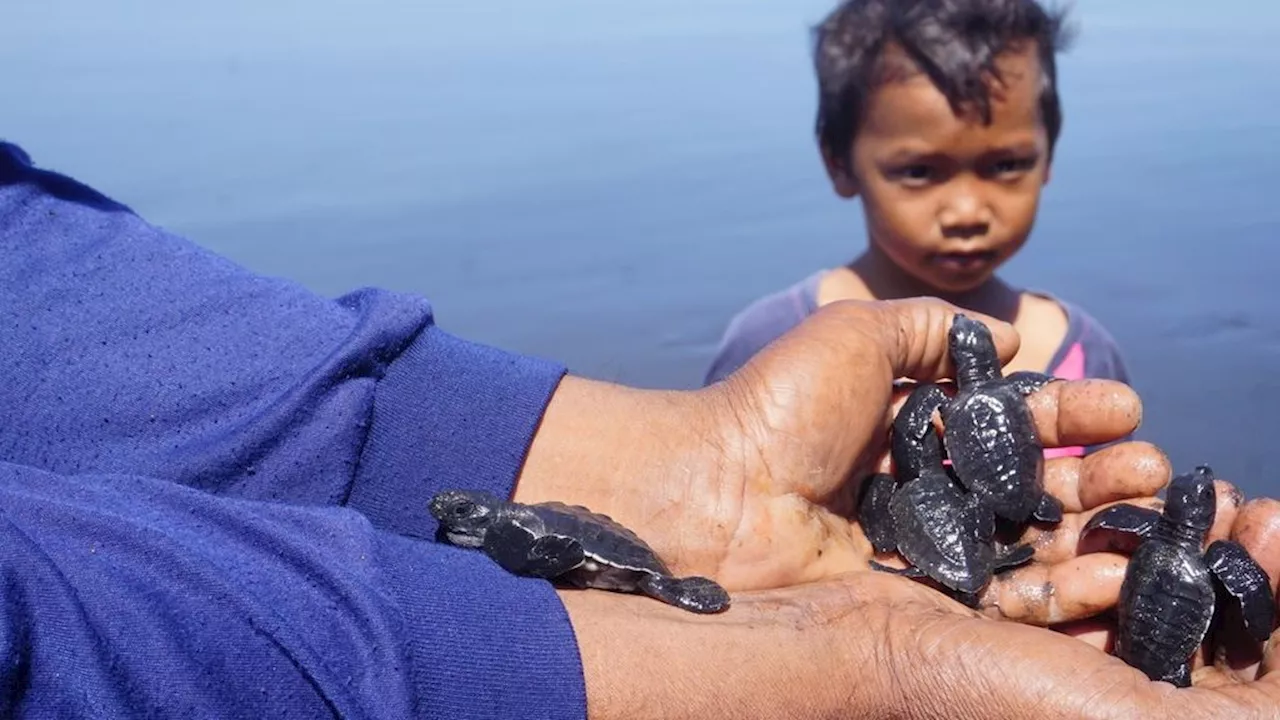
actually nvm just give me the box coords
[931,250,997,274]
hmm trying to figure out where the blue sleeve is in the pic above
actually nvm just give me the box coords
[0,460,585,719]
[0,141,565,539]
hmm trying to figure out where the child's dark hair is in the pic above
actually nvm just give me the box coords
[812,0,1074,166]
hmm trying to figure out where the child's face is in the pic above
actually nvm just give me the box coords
[823,43,1052,293]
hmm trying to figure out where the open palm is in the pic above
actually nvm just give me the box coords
[728,541,1280,718]
[679,298,1177,628]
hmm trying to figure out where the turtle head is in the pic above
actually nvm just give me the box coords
[948,314,999,389]
[429,489,503,548]
[1163,466,1217,535]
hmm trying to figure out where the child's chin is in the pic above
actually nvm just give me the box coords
[921,269,995,295]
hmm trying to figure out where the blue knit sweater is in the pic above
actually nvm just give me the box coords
[0,141,585,719]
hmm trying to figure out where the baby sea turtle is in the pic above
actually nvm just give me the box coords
[895,313,1063,525]
[428,489,731,614]
[1079,465,1275,687]
[859,384,1035,601]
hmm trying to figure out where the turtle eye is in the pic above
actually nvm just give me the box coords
[453,502,474,517]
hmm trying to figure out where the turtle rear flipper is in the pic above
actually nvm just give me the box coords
[1004,370,1057,396]
[1206,539,1276,643]
[639,574,730,614]
[1160,662,1192,689]
[483,523,585,579]
[858,473,900,554]
[1079,503,1161,554]
[869,560,927,578]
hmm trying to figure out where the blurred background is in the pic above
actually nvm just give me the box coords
[4,0,1278,494]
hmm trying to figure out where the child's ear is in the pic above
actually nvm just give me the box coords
[821,146,860,199]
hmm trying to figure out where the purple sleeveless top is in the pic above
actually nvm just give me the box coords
[704,271,1132,457]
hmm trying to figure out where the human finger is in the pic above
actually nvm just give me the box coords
[860,297,1021,381]
[1042,441,1171,514]
[1208,478,1245,546]
[1218,498,1280,680]
[1232,499,1280,589]
[1024,379,1143,449]
[977,552,1130,626]
[1021,496,1163,565]
[1039,479,1237,563]
[790,298,1018,391]
[1052,618,1114,653]
[735,298,1015,497]
[871,445,1171,568]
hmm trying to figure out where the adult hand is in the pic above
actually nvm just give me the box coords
[513,297,1157,626]
[561,497,1280,720]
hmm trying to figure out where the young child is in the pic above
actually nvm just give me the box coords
[703,0,1129,457]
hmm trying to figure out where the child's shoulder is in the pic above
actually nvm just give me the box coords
[1030,290,1131,384]
[703,270,826,386]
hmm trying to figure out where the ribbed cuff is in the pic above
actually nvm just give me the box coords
[379,532,587,720]
[348,325,567,538]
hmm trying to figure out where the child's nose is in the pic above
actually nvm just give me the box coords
[937,190,992,235]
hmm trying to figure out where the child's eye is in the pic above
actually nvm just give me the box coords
[891,165,934,184]
[989,157,1036,177]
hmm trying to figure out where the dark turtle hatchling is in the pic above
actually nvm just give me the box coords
[428,489,731,614]
[1079,465,1275,687]
[896,313,1063,526]
[859,383,1035,602]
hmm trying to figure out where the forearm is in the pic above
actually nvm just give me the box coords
[559,582,901,720]
[513,375,741,576]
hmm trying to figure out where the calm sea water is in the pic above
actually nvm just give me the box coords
[5,0,1279,495]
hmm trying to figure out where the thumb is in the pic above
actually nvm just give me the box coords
[715,296,1022,503]
[820,297,1021,382]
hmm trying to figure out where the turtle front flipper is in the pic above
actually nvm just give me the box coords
[1079,503,1160,555]
[857,473,899,554]
[1033,492,1064,524]
[1004,370,1057,396]
[483,523,585,579]
[992,543,1035,573]
[638,574,730,614]
[891,383,950,481]
[1206,539,1276,643]
[525,535,588,579]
